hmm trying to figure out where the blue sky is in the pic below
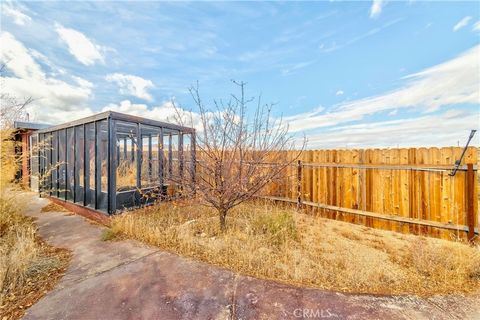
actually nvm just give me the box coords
[1,0,479,148]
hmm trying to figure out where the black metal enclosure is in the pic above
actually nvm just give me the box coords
[32,111,195,214]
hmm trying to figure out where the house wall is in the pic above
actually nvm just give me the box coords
[13,130,33,189]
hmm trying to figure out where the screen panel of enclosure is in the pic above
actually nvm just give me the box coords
[35,112,195,215]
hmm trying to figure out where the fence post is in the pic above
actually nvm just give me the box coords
[297,160,302,210]
[466,163,475,242]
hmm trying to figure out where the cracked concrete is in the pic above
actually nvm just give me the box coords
[22,193,480,320]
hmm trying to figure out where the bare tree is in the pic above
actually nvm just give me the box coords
[171,81,305,230]
[0,63,34,186]
[0,64,32,129]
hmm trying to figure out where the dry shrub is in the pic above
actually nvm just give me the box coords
[0,129,19,189]
[250,210,298,247]
[0,129,71,317]
[0,191,71,319]
[116,162,137,191]
[110,200,480,296]
[41,202,69,213]
[0,192,37,300]
[403,238,480,294]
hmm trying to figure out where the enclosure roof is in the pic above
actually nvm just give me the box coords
[14,121,51,131]
[35,110,195,134]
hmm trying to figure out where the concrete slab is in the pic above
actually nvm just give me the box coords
[21,193,480,320]
[24,197,157,286]
[232,274,471,320]
[23,251,235,320]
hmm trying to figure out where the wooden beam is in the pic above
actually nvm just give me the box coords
[259,195,479,234]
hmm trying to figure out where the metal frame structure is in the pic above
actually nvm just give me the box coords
[33,111,195,215]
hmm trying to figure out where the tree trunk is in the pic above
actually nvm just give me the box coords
[219,208,228,231]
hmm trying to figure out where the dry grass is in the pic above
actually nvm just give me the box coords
[41,202,69,213]
[0,190,71,319]
[116,162,137,191]
[0,192,37,293]
[0,130,71,319]
[109,200,480,296]
[0,129,18,190]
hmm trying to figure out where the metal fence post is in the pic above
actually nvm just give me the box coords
[297,159,302,210]
[466,163,475,242]
[191,131,196,196]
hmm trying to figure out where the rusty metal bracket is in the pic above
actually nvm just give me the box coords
[449,129,476,176]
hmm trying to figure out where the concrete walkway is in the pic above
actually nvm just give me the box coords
[23,194,480,320]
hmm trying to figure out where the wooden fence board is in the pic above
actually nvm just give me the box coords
[264,147,478,240]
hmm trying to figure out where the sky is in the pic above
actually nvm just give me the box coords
[1,0,479,148]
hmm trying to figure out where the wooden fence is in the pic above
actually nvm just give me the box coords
[261,147,478,241]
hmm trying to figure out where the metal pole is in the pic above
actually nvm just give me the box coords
[297,160,302,210]
[123,137,127,160]
[56,131,60,198]
[38,134,43,195]
[130,137,135,162]
[72,128,76,203]
[108,117,117,214]
[168,134,173,179]
[148,134,153,180]
[450,129,477,176]
[95,122,100,209]
[179,133,184,180]
[191,131,196,194]
[159,128,164,191]
[63,129,67,201]
[467,163,475,242]
[83,124,87,206]
[136,123,141,189]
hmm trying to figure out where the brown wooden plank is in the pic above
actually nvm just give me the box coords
[259,195,478,234]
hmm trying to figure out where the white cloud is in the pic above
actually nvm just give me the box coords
[55,23,106,65]
[29,49,66,77]
[0,32,94,124]
[105,73,155,101]
[102,99,202,128]
[388,109,397,116]
[334,45,479,116]
[284,45,480,146]
[285,108,364,132]
[369,0,384,19]
[281,61,314,76]
[1,2,32,26]
[336,90,344,96]
[72,76,94,89]
[473,20,480,32]
[0,32,44,80]
[453,16,472,31]
[306,110,478,148]
[319,18,403,54]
